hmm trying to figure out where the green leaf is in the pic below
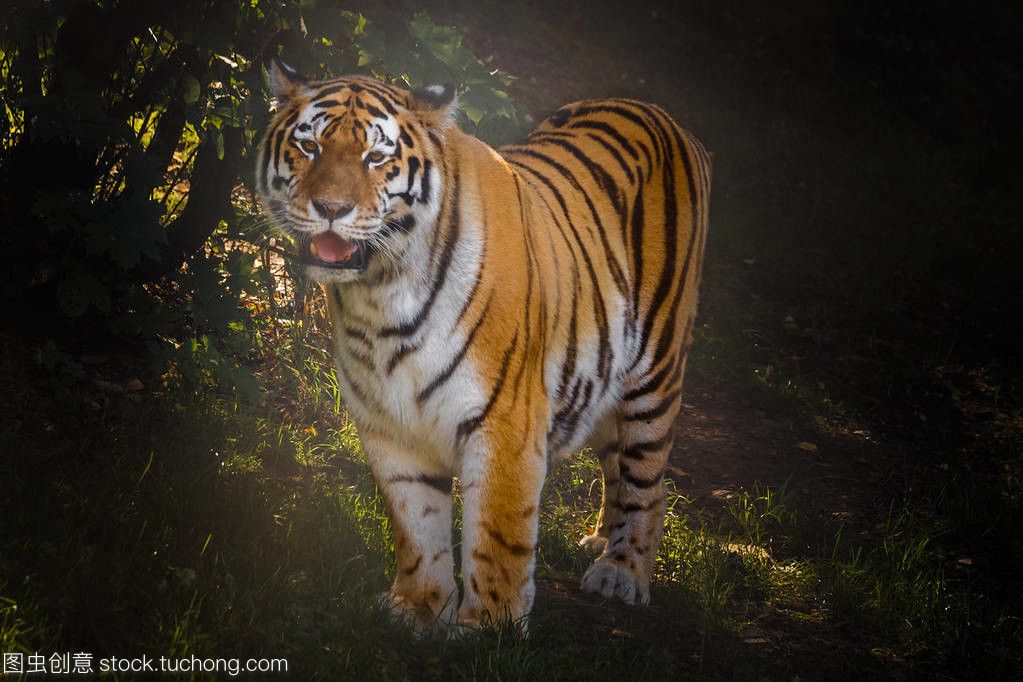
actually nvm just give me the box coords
[182,75,201,104]
[58,268,110,318]
[209,125,225,160]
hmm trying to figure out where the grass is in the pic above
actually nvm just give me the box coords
[3,327,1020,681]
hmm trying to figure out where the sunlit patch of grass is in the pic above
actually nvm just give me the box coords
[817,507,949,653]
[658,511,736,627]
[0,593,39,654]
[537,451,601,574]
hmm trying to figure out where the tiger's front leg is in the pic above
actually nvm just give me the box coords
[361,431,458,633]
[457,430,547,630]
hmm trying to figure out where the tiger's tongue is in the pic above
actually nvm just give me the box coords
[310,232,358,263]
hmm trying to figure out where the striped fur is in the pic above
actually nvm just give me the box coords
[257,65,710,633]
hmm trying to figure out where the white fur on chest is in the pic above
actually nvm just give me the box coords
[327,227,487,472]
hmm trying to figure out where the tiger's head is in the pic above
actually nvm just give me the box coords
[256,60,457,283]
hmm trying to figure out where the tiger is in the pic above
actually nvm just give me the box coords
[256,59,710,633]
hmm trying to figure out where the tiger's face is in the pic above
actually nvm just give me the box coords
[256,61,456,283]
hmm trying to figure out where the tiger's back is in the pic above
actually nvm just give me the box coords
[256,67,709,631]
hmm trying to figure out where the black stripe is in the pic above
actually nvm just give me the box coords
[622,338,685,402]
[511,170,577,364]
[649,314,693,388]
[453,259,485,329]
[403,555,422,575]
[386,474,453,495]
[386,342,421,374]
[344,326,372,348]
[621,429,674,460]
[456,330,519,442]
[483,525,532,556]
[522,135,626,218]
[570,103,659,171]
[416,294,493,405]
[621,467,665,489]
[553,377,583,430]
[503,145,628,298]
[421,159,433,203]
[345,346,375,372]
[567,119,640,161]
[364,102,386,119]
[311,84,347,99]
[630,176,645,315]
[629,109,682,370]
[505,159,612,384]
[550,377,594,450]
[642,112,702,372]
[380,163,460,338]
[610,498,660,513]
[585,132,636,184]
[624,388,682,423]
[271,125,288,177]
[355,81,402,110]
[556,290,578,401]
[337,363,379,413]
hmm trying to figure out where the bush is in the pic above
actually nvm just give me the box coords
[0,0,520,393]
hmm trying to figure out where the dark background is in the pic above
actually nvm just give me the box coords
[1,1,1021,678]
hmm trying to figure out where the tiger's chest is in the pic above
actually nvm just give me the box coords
[326,284,488,468]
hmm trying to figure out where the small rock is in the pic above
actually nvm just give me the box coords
[93,378,124,393]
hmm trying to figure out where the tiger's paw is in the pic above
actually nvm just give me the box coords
[580,556,651,605]
[378,590,455,637]
[579,532,608,554]
[452,603,530,638]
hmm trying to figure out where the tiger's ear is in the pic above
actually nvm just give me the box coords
[409,83,458,129]
[267,58,306,101]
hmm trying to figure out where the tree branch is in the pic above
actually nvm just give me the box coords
[135,125,243,281]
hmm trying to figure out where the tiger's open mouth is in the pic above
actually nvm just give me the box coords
[299,231,370,271]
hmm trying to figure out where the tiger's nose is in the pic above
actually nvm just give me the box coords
[312,199,355,220]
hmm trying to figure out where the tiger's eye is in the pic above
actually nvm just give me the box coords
[298,139,319,154]
[366,151,386,164]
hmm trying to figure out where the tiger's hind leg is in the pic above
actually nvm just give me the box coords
[580,358,684,605]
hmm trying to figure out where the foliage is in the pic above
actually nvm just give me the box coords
[0,0,520,395]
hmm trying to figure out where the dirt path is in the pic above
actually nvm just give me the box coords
[671,372,888,523]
